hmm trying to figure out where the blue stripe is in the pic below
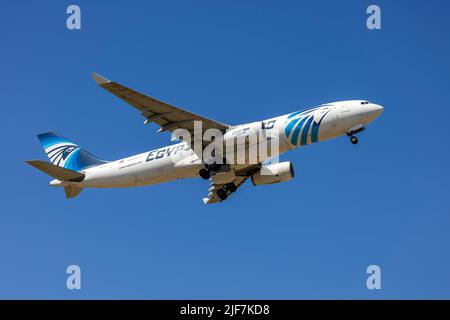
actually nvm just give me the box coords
[311,121,320,143]
[37,132,74,149]
[300,116,314,146]
[290,116,308,145]
[311,108,332,143]
[65,148,80,171]
[42,138,70,149]
[287,111,303,119]
[285,117,301,138]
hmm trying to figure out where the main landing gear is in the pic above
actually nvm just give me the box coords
[198,162,236,201]
[199,168,210,180]
[217,188,227,201]
[198,162,231,180]
[350,136,358,145]
[217,182,238,201]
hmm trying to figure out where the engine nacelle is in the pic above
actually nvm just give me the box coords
[251,161,295,186]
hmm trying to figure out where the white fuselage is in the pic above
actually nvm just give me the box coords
[51,100,383,189]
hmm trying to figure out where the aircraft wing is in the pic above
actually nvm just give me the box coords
[92,73,229,134]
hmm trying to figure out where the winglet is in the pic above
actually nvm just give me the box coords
[91,72,111,85]
[202,198,210,205]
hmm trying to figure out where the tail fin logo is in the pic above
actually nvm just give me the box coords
[37,132,107,171]
[47,144,79,166]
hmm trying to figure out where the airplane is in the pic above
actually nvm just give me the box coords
[26,73,383,204]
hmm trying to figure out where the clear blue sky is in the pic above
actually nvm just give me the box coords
[1,0,449,299]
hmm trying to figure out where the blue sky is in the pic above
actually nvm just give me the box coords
[1,0,449,299]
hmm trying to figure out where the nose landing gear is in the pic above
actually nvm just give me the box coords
[217,188,228,201]
[346,126,365,145]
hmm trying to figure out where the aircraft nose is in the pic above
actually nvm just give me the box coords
[365,103,383,122]
[373,104,384,115]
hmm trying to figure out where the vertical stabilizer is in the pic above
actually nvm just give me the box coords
[36,132,107,171]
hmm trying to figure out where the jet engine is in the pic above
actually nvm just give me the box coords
[251,161,295,186]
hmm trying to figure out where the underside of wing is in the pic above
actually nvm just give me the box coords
[92,73,229,134]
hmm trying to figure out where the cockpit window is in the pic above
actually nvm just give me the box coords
[361,101,369,105]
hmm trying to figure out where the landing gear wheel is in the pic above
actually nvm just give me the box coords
[350,136,358,145]
[225,183,237,193]
[199,168,210,180]
[217,188,228,201]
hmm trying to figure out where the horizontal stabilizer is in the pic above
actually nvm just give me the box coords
[26,160,85,182]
